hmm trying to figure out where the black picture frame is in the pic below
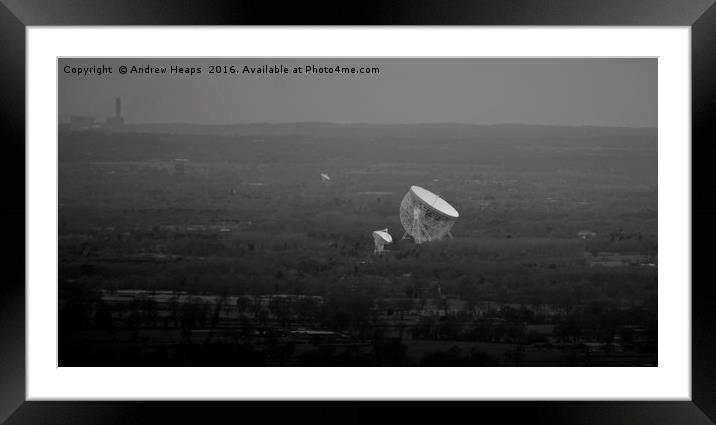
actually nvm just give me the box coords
[1,1,714,424]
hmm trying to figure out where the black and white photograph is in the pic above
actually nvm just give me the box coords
[58,57,658,367]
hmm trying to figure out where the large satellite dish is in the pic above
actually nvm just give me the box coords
[400,185,459,244]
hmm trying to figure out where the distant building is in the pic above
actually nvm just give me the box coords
[69,115,95,131]
[577,230,597,239]
[582,342,605,353]
[585,251,653,267]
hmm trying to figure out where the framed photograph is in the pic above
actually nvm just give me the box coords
[2,0,714,423]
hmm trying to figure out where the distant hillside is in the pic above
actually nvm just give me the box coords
[113,122,656,141]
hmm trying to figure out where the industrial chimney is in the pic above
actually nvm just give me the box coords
[105,97,124,128]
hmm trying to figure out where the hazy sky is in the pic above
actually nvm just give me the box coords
[59,58,656,128]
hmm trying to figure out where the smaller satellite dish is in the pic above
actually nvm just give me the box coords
[320,173,331,182]
[372,228,392,254]
[373,229,392,243]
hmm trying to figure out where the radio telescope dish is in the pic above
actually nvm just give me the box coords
[372,228,392,254]
[400,185,459,244]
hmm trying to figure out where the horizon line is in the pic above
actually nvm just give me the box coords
[59,119,657,131]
